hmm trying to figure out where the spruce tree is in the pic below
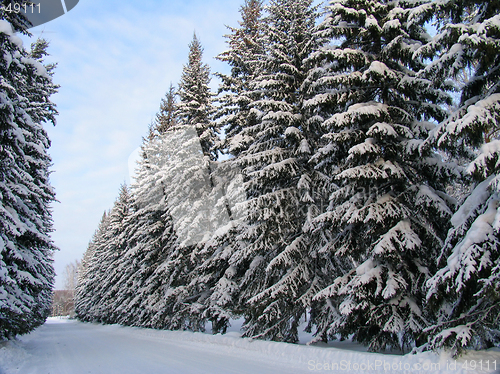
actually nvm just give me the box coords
[215,0,264,158]
[176,33,217,159]
[0,13,58,338]
[173,157,246,334]
[92,184,132,323]
[178,0,266,335]
[154,83,178,136]
[144,126,219,331]
[306,0,455,351]
[75,34,218,330]
[142,36,220,331]
[421,0,500,354]
[75,212,109,321]
[75,185,132,323]
[111,135,177,328]
[226,0,322,342]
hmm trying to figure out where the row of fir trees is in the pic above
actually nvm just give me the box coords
[0,7,59,339]
[75,0,500,355]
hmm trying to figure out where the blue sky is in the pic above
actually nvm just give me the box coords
[24,0,243,288]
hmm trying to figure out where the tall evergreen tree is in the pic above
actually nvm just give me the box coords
[0,13,58,338]
[75,185,132,323]
[75,212,109,320]
[140,36,220,332]
[154,83,178,136]
[176,33,217,159]
[178,0,266,335]
[112,135,177,328]
[75,33,219,328]
[225,0,323,342]
[421,0,500,354]
[215,0,264,158]
[92,184,132,323]
[306,0,455,351]
[145,126,221,331]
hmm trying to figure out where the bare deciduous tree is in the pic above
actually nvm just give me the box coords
[63,260,81,290]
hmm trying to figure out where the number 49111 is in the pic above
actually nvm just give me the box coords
[2,2,41,14]
[462,360,497,371]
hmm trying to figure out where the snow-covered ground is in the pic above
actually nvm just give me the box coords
[1,318,499,374]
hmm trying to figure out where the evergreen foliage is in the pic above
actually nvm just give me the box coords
[73,0,500,355]
[76,34,222,333]
[305,0,455,352]
[146,35,222,331]
[154,83,178,136]
[230,0,323,343]
[176,34,217,159]
[421,0,500,354]
[75,212,110,320]
[109,140,177,327]
[184,0,266,335]
[92,184,132,323]
[0,14,58,339]
[215,0,264,158]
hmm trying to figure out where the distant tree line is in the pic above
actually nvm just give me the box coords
[51,260,81,317]
[51,290,75,317]
[75,0,500,355]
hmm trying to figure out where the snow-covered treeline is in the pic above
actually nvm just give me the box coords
[0,6,59,339]
[75,0,500,356]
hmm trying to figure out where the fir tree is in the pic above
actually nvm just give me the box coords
[75,212,109,321]
[215,0,265,158]
[229,0,322,342]
[181,0,266,335]
[177,158,246,334]
[153,83,178,136]
[145,126,220,331]
[307,0,455,351]
[92,184,132,323]
[75,185,132,323]
[143,37,220,332]
[112,135,177,328]
[421,0,500,354]
[176,33,217,159]
[75,34,219,330]
[0,13,58,338]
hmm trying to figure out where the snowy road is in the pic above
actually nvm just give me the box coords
[1,318,500,374]
[0,318,312,374]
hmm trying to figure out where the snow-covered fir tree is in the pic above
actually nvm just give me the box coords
[421,0,500,354]
[75,212,109,320]
[72,0,500,355]
[305,0,456,352]
[74,33,219,328]
[107,137,178,327]
[0,11,58,338]
[75,185,132,323]
[74,119,180,328]
[226,0,323,342]
[144,126,222,331]
[91,184,132,323]
[187,163,246,334]
[178,0,266,335]
[176,33,217,159]
[215,0,264,158]
[153,83,178,136]
[142,36,222,332]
